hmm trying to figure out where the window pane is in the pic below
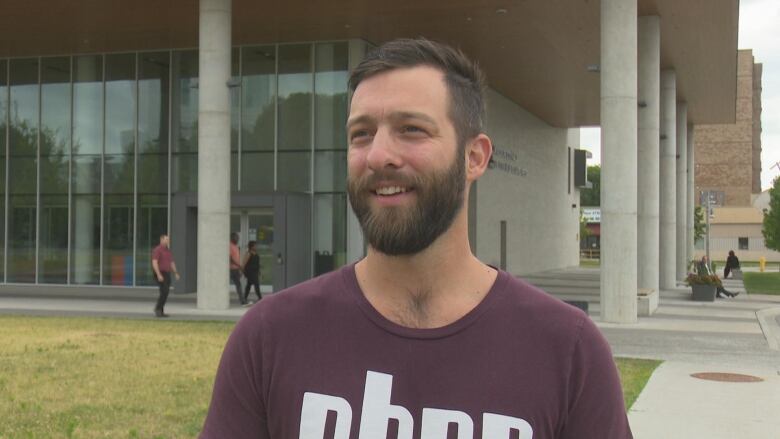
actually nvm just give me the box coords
[73,55,103,155]
[136,195,167,286]
[9,58,38,157]
[314,150,347,192]
[72,155,101,194]
[103,154,134,194]
[241,151,273,191]
[8,59,38,283]
[277,151,310,192]
[315,42,348,151]
[41,57,71,156]
[314,194,347,275]
[0,61,6,280]
[242,45,275,152]
[139,52,170,154]
[138,153,168,194]
[39,195,68,283]
[278,44,312,152]
[103,195,134,285]
[172,152,197,193]
[106,54,136,155]
[231,47,239,153]
[172,50,198,153]
[8,195,36,283]
[71,194,100,284]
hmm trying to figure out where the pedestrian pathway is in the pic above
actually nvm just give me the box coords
[525,267,780,439]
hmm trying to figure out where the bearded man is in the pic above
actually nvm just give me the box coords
[201,38,632,439]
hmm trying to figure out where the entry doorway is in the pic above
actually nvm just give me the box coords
[231,209,274,293]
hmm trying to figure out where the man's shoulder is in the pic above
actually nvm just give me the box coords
[241,266,352,326]
[496,273,590,335]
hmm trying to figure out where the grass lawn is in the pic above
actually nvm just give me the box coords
[0,316,659,437]
[616,357,662,409]
[743,272,780,295]
[580,258,601,267]
[0,316,234,439]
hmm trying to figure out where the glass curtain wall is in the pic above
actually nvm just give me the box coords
[0,40,352,286]
[71,55,102,285]
[39,57,71,283]
[103,54,136,285]
[136,52,170,285]
[7,58,39,283]
[240,45,275,191]
[171,50,198,193]
[0,60,7,280]
[313,42,349,273]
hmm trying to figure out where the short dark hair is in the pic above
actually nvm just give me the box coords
[348,38,486,149]
[248,240,257,250]
[230,232,239,243]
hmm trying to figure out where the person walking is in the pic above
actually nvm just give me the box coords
[724,250,740,279]
[242,240,262,305]
[229,232,247,305]
[151,234,180,318]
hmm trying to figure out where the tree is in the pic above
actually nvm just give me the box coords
[762,176,780,251]
[579,165,601,206]
[694,205,706,242]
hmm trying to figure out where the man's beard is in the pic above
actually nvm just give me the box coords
[347,154,466,256]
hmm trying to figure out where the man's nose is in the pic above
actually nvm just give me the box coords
[365,129,402,170]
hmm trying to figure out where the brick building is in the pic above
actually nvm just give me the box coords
[694,49,762,207]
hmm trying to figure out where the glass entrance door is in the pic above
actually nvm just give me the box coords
[230,209,274,293]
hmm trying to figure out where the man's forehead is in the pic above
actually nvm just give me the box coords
[349,66,448,117]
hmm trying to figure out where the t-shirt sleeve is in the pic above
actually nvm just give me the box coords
[560,316,633,439]
[151,247,160,261]
[200,314,269,439]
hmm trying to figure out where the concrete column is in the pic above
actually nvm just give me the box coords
[600,0,638,323]
[637,16,661,295]
[197,0,231,310]
[676,103,688,279]
[687,124,695,264]
[659,70,677,289]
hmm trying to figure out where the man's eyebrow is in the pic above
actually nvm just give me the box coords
[346,115,374,130]
[346,111,438,130]
[389,111,437,125]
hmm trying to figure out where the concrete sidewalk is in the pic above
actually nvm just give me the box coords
[526,267,780,439]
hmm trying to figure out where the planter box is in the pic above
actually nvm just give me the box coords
[691,284,717,302]
[637,288,658,316]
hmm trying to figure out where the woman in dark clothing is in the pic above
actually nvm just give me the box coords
[242,241,262,304]
[724,250,740,279]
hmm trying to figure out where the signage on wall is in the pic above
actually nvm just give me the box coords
[488,145,528,177]
[582,207,601,223]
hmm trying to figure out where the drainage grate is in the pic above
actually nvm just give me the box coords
[690,372,764,383]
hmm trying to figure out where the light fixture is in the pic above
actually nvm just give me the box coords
[586,64,600,73]
[495,8,508,14]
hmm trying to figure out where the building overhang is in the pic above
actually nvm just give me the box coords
[0,0,738,127]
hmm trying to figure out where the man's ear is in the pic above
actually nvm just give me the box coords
[465,133,493,182]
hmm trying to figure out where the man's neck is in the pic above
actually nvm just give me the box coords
[355,223,497,329]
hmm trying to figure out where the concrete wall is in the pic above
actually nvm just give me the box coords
[475,90,580,275]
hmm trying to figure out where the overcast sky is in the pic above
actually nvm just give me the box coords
[579,0,780,191]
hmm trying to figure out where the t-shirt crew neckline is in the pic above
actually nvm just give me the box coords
[342,262,509,340]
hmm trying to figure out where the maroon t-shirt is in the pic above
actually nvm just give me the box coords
[201,264,632,439]
[152,244,173,272]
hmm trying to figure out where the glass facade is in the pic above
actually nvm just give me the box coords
[0,40,350,287]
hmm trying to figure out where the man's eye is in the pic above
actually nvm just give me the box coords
[350,130,370,141]
[401,126,425,134]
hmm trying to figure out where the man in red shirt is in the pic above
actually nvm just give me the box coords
[230,232,247,305]
[152,234,180,318]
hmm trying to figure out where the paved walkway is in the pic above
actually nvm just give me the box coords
[525,267,780,439]
[2,268,780,437]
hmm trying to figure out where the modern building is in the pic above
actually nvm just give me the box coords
[694,49,763,207]
[0,1,740,323]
